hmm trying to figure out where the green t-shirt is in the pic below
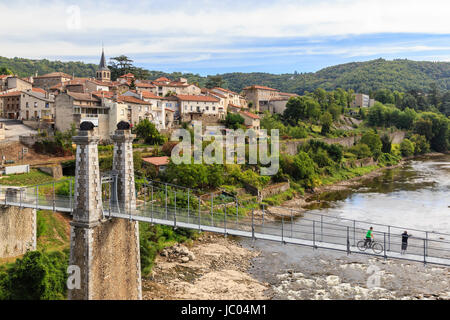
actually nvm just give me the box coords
[366,230,373,238]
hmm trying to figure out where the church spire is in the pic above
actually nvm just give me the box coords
[99,46,108,70]
[96,45,111,82]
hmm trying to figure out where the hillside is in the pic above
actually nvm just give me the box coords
[0,56,97,78]
[1,56,449,94]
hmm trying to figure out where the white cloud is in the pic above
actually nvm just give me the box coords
[0,0,449,68]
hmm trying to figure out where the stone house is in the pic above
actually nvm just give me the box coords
[20,89,55,121]
[242,85,280,112]
[33,72,72,91]
[0,91,21,119]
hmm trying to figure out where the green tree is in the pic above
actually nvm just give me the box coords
[320,112,333,135]
[283,96,320,125]
[6,250,68,300]
[400,139,415,157]
[410,134,430,155]
[205,75,224,89]
[360,131,382,159]
[380,134,392,154]
[224,113,245,130]
[134,119,165,145]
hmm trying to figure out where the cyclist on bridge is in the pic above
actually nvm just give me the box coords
[365,227,374,247]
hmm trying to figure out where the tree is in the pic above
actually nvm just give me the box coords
[109,55,134,80]
[0,67,13,75]
[283,96,320,125]
[375,89,395,104]
[410,134,430,155]
[380,134,392,153]
[205,75,224,89]
[360,131,382,159]
[134,119,165,145]
[400,139,415,157]
[401,93,417,110]
[224,113,245,130]
[320,112,333,135]
[6,250,68,300]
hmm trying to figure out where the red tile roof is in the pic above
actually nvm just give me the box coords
[136,82,156,88]
[213,87,238,95]
[0,75,12,80]
[32,87,47,95]
[92,91,115,99]
[155,77,170,82]
[142,156,170,166]
[176,95,219,102]
[243,85,279,92]
[119,73,135,78]
[240,111,260,120]
[140,91,161,100]
[35,72,72,79]
[118,95,151,105]
[0,91,21,97]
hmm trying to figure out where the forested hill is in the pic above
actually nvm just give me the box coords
[0,56,98,78]
[1,56,449,94]
[220,59,450,94]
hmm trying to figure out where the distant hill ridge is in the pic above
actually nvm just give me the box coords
[1,56,449,94]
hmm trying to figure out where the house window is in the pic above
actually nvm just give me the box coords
[34,102,38,108]
[26,102,29,108]
[206,106,209,111]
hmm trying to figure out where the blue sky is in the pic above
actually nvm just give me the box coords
[1,0,449,75]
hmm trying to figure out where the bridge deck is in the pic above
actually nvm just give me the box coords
[2,191,450,267]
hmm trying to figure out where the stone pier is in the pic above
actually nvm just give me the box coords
[0,205,36,259]
[68,123,141,300]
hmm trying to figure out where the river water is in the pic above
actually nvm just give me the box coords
[240,154,450,300]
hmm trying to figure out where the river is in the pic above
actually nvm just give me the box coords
[240,154,450,300]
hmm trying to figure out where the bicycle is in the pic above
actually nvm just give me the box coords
[357,239,383,254]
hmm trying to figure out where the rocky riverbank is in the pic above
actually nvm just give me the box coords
[142,233,269,300]
[243,240,450,300]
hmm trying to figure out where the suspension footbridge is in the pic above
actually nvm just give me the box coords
[2,177,450,267]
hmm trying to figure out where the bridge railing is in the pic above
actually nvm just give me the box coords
[125,197,450,265]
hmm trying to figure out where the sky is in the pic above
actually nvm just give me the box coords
[1,0,450,76]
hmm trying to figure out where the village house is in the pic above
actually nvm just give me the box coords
[33,72,73,91]
[142,156,170,174]
[176,94,224,124]
[121,90,174,130]
[2,76,33,92]
[0,75,13,91]
[242,85,281,112]
[54,91,129,142]
[0,91,21,119]
[152,77,201,97]
[20,88,55,122]
[351,93,375,108]
[239,110,261,132]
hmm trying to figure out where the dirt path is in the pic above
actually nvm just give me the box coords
[142,233,269,300]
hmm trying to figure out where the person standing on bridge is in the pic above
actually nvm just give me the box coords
[365,227,374,247]
[401,231,412,255]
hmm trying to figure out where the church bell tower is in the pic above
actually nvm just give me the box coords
[96,47,111,82]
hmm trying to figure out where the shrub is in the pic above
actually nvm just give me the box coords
[400,139,415,157]
[410,134,430,155]
[348,143,372,159]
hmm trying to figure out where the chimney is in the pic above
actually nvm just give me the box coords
[140,92,143,100]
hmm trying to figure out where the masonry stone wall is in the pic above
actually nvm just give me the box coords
[0,206,36,259]
[281,131,407,156]
[38,165,63,179]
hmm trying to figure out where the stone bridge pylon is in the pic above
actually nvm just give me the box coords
[68,122,142,300]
